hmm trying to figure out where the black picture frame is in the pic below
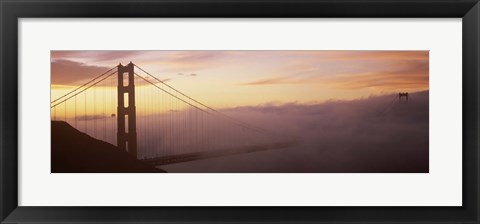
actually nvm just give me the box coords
[1,0,479,223]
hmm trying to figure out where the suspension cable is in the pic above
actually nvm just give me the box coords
[134,64,293,139]
[51,70,117,108]
[51,66,117,104]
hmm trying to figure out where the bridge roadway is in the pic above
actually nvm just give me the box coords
[141,141,299,166]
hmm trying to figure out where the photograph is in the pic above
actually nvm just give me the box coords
[50,50,429,173]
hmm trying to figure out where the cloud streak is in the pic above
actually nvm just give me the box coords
[51,59,113,85]
[240,76,304,85]
[52,51,142,63]
[177,73,197,77]
[240,52,429,92]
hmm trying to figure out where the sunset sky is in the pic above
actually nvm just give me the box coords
[51,50,429,109]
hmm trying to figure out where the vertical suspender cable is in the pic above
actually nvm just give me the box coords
[94,86,96,138]
[64,101,67,121]
[85,91,87,134]
[75,95,77,128]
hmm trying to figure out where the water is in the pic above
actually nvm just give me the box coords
[156,142,362,173]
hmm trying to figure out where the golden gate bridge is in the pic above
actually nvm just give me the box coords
[50,62,297,166]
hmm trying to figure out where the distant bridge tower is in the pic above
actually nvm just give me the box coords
[117,62,137,157]
[399,92,409,102]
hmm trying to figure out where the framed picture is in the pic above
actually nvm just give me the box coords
[1,0,479,223]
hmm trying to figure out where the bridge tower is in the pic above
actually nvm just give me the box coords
[117,62,138,158]
[398,92,409,102]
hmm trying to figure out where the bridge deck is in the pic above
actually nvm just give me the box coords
[141,141,298,166]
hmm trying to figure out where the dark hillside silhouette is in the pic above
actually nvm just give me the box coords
[51,121,164,173]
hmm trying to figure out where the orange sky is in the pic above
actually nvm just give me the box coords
[51,50,429,109]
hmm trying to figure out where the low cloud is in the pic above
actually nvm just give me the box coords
[163,91,429,172]
[77,115,109,121]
